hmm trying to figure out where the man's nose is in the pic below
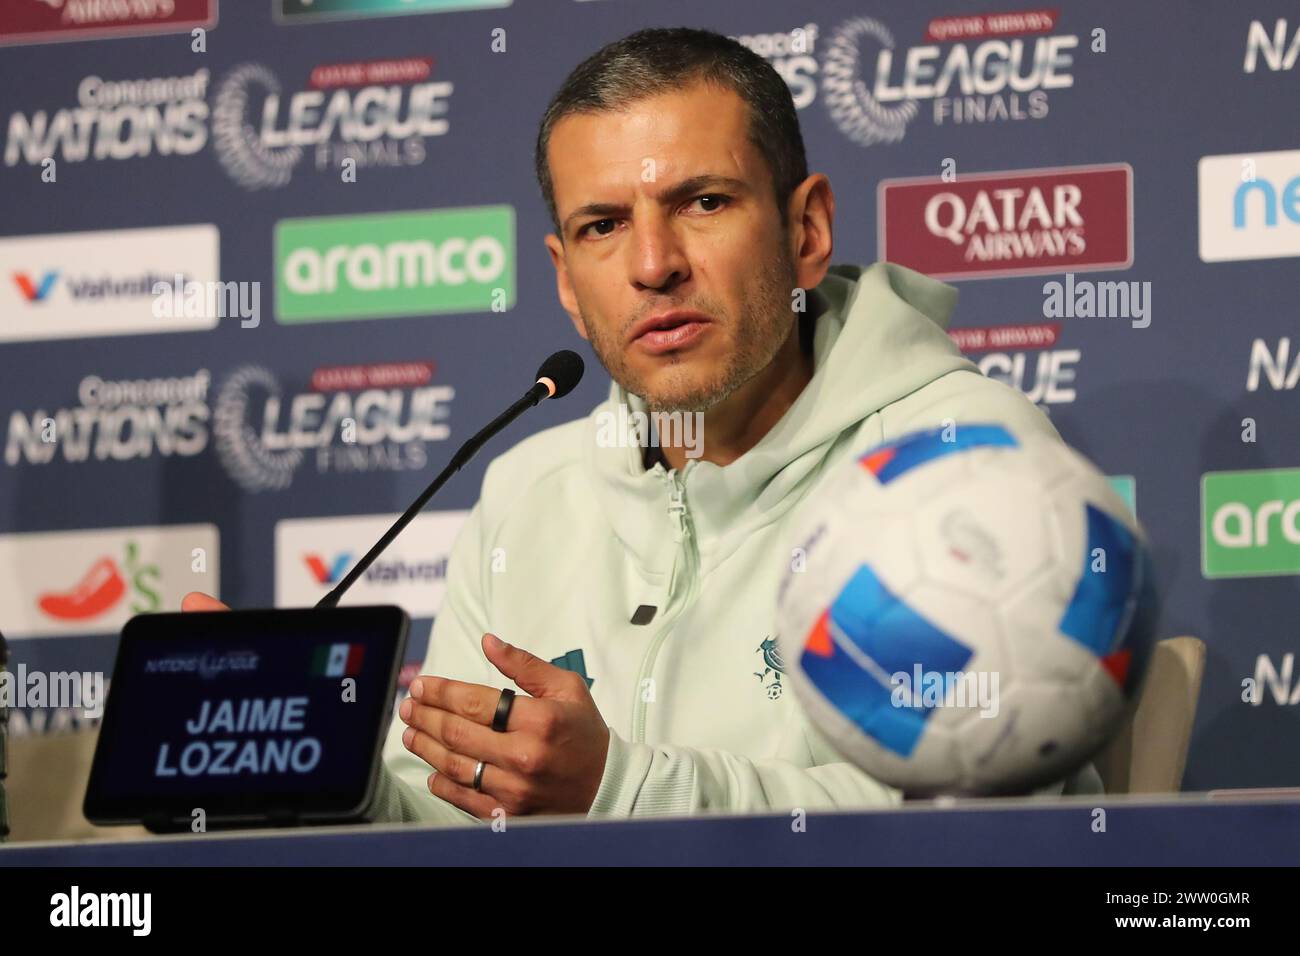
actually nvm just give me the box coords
[627,213,690,293]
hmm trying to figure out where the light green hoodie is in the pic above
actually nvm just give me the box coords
[372,261,1101,825]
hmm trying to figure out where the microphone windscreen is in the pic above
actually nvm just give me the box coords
[535,349,585,399]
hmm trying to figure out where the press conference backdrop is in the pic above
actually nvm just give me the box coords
[0,0,1296,793]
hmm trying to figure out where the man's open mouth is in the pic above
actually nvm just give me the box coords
[628,311,713,354]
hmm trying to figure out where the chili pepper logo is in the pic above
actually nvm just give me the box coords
[37,542,161,621]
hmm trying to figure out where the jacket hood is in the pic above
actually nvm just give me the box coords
[581,261,976,575]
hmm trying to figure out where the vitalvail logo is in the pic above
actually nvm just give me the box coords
[13,270,58,301]
[304,551,446,585]
[15,270,177,301]
[305,552,351,585]
[211,60,452,189]
[275,511,467,615]
[822,13,1075,147]
[0,224,222,343]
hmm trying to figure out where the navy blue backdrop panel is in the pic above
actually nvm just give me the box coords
[1,0,1298,792]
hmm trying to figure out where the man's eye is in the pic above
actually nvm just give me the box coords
[690,194,730,213]
[580,219,617,239]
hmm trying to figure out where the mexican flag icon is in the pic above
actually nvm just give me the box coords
[312,642,365,678]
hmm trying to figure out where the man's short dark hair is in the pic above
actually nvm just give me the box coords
[535,26,809,238]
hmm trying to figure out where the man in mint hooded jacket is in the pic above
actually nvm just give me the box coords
[187,27,1102,823]
[367,27,1104,825]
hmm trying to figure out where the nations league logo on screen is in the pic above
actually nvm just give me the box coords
[210,57,453,190]
[212,361,454,493]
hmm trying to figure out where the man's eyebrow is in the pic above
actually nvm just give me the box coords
[561,174,750,233]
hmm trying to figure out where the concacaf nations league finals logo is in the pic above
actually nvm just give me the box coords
[213,366,302,492]
[821,10,1077,147]
[210,57,452,190]
[822,18,919,146]
[213,361,454,492]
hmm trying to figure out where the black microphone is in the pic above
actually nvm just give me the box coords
[316,350,585,609]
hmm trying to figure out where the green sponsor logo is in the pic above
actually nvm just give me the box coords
[1202,468,1300,578]
[275,206,514,323]
[278,0,510,22]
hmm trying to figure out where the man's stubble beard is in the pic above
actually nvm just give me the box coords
[579,244,800,414]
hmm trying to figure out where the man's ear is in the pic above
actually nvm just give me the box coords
[544,232,589,341]
[786,173,835,294]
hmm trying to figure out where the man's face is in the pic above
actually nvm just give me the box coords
[544,82,799,412]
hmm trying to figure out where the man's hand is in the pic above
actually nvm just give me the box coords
[180,595,605,819]
[399,633,610,820]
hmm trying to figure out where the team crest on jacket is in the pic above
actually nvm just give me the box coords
[550,648,594,689]
[754,636,785,700]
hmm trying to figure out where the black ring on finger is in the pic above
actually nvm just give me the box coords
[492,688,516,733]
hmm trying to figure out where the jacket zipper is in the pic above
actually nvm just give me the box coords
[632,466,700,745]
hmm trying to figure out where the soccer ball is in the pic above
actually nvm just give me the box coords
[776,424,1159,796]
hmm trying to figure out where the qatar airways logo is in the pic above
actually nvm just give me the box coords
[822,10,1076,147]
[879,164,1133,280]
[213,361,453,492]
[211,57,452,189]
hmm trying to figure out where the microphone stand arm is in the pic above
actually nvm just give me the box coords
[316,384,547,609]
